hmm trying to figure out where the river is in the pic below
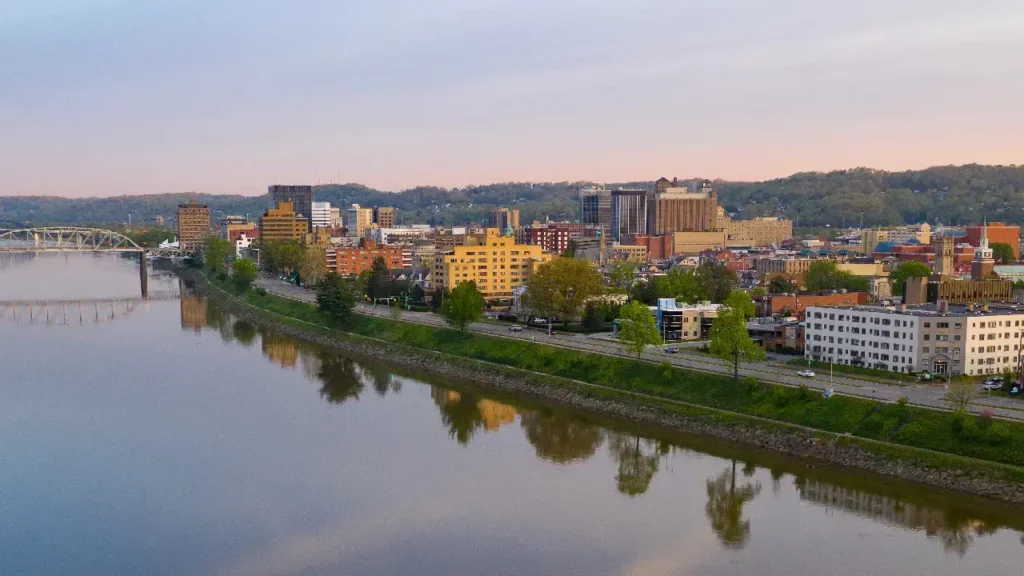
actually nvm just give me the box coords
[2,254,1024,576]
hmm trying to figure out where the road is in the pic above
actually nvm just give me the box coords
[255,277,1024,421]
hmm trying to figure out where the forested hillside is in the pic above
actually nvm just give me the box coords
[2,164,1022,228]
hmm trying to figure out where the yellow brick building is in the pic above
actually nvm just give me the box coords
[260,201,308,243]
[432,228,553,300]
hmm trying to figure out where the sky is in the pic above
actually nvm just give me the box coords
[2,0,1023,198]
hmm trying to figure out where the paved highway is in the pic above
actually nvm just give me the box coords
[254,278,1024,421]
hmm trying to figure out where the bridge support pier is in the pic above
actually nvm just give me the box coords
[140,251,149,299]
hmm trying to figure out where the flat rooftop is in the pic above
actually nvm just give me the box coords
[807,302,1024,317]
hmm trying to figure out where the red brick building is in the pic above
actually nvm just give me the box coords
[628,235,673,260]
[332,240,408,276]
[515,222,585,254]
[758,292,870,319]
[966,222,1019,259]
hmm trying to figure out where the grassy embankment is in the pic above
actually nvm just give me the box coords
[205,274,1024,480]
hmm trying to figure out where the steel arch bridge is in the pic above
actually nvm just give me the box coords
[0,227,193,257]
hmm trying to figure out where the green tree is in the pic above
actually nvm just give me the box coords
[694,262,738,303]
[524,258,604,326]
[617,300,661,358]
[315,273,360,325]
[991,242,1016,264]
[705,460,762,548]
[298,246,328,286]
[768,276,799,294]
[365,257,392,301]
[203,236,233,272]
[441,281,485,332]
[582,302,606,331]
[261,239,303,275]
[709,290,765,381]
[888,261,932,295]
[232,258,258,291]
[944,379,979,413]
[607,262,637,294]
[804,260,870,293]
[655,267,702,303]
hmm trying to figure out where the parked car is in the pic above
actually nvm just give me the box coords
[664,346,679,354]
[508,325,523,332]
[982,381,1002,391]
[548,329,557,336]
[797,370,816,378]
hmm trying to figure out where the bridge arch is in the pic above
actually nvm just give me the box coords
[0,227,144,252]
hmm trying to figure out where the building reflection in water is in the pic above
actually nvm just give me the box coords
[430,387,518,445]
[179,296,207,333]
[794,477,998,557]
[261,332,299,368]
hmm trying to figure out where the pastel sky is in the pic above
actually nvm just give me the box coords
[2,0,1023,197]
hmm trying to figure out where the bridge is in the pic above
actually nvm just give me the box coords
[0,227,197,297]
[0,291,181,327]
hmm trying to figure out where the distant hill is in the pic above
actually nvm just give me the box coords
[2,164,1022,228]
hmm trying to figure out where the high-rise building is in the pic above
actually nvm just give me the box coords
[580,187,613,234]
[346,204,374,239]
[329,207,342,228]
[373,206,396,228]
[311,202,332,229]
[720,216,793,246]
[259,201,308,243]
[269,185,313,232]
[611,190,647,242]
[487,208,520,234]
[648,178,718,235]
[176,200,210,250]
[431,228,553,301]
[515,222,585,254]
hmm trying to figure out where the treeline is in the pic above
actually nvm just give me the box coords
[5,164,1023,228]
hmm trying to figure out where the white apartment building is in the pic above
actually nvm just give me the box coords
[368,225,433,245]
[805,303,1024,376]
[805,306,921,374]
[311,202,332,229]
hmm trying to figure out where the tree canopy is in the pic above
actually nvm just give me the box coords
[261,239,303,275]
[888,261,932,295]
[709,291,765,380]
[315,273,360,325]
[441,281,485,332]
[694,262,738,303]
[804,260,870,293]
[231,259,258,291]
[298,246,328,286]
[524,258,604,325]
[991,242,1016,265]
[767,276,799,294]
[654,267,702,303]
[203,236,233,271]
[617,300,661,358]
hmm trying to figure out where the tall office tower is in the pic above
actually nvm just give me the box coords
[269,185,313,232]
[933,235,955,277]
[648,178,718,235]
[347,204,374,239]
[177,200,210,250]
[373,206,396,228]
[580,187,612,234]
[311,202,332,229]
[487,208,520,234]
[611,189,648,242]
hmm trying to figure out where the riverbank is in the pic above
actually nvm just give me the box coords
[182,268,1024,504]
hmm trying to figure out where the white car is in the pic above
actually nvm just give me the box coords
[982,381,1002,391]
[508,325,523,332]
[797,370,816,378]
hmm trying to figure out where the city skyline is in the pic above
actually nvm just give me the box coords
[3,0,1023,198]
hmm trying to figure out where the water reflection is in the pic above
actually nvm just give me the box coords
[520,409,604,464]
[180,294,1024,562]
[705,460,762,549]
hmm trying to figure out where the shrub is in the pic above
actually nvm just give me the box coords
[982,423,1011,445]
[744,377,762,396]
[979,409,995,427]
[255,287,267,297]
[659,361,674,382]
[796,384,815,403]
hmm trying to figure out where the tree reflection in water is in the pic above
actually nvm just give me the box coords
[431,387,485,445]
[608,434,665,497]
[520,410,604,464]
[231,319,257,346]
[315,351,365,406]
[705,460,762,549]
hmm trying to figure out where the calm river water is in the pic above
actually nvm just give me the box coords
[2,254,1024,576]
